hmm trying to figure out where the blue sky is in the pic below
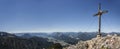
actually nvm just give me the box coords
[0,0,120,33]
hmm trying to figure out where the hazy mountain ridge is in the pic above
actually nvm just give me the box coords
[1,32,120,49]
[14,32,120,45]
[0,32,63,49]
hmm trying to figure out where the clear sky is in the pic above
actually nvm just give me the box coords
[0,0,120,33]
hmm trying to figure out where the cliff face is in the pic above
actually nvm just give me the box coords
[64,34,120,49]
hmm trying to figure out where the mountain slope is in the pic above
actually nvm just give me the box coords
[64,34,120,49]
[0,32,59,49]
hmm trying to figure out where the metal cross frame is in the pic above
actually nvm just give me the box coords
[94,3,108,37]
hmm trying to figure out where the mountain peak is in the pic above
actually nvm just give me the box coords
[64,34,120,49]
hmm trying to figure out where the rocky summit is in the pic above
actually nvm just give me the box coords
[64,34,120,49]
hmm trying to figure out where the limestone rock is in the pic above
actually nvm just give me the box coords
[64,34,120,49]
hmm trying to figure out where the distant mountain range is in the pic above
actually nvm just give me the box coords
[14,32,120,45]
[0,32,63,49]
[1,31,120,49]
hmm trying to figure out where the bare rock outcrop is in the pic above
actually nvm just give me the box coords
[64,34,120,49]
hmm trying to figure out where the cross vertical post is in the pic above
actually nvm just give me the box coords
[98,14,101,36]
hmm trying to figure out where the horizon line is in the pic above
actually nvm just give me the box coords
[0,31,119,33]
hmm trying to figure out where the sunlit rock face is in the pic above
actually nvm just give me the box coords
[64,34,120,49]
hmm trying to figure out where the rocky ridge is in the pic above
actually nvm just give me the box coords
[64,34,120,49]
